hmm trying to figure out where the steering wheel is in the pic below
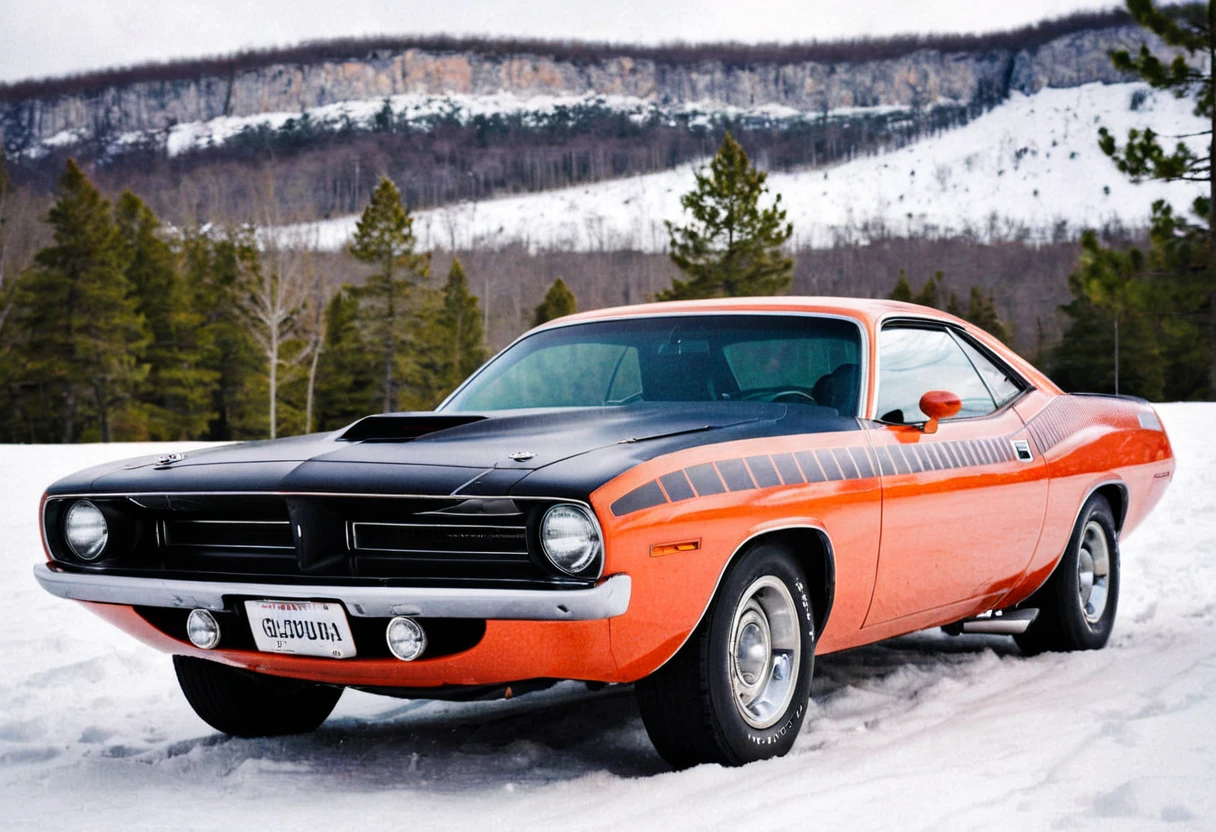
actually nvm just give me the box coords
[769,390,818,405]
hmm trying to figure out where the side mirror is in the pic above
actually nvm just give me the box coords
[918,390,962,434]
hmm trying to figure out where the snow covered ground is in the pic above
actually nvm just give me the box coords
[1,404,1214,830]
[290,82,1209,252]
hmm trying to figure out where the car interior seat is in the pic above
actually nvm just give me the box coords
[810,363,860,415]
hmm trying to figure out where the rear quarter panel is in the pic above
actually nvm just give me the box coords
[1002,390,1174,607]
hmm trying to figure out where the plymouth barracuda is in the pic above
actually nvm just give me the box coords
[34,297,1175,768]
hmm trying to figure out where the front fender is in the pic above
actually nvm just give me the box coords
[590,434,883,680]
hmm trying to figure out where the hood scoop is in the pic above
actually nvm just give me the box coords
[340,414,487,442]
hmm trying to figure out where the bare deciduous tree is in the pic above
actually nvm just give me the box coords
[237,221,313,439]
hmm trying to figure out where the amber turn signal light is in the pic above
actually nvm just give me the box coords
[651,540,701,557]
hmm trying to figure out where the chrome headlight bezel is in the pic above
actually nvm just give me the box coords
[539,503,604,578]
[63,500,110,562]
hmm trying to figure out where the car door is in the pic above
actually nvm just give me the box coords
[862,322,1048,627]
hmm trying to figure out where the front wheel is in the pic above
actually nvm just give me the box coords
[635,543,816,769]
[174,655,344,737]
[1015,493,1120,655]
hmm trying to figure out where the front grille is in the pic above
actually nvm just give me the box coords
[162,519,295,551]
[152,499,299,574]
[350,522,528,556]
[349,520,536,581]
[47,494,587,588]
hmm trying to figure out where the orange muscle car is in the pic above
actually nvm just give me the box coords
[34,298,1174,767]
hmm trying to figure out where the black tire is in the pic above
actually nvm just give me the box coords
[635,542,816,769]
[1015,493,1120,655]
[173,655,343,737]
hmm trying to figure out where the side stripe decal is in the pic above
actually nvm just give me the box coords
[1024,394,1140,454]
[772,453,804,485]
[610,431,1037,517]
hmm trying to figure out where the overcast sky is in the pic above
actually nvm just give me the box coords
[1,0,1125,85]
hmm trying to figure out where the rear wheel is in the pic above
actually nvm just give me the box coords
[635,543,816,769]
[174,655,343,737]
[1015,493,1120,655]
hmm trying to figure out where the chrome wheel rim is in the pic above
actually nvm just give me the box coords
[728,576,801,730]
[1077,520,1111,625]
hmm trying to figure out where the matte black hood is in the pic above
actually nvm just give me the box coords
[48,403,861,500]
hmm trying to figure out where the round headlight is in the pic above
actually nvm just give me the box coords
[540,504,602,575]
[64,500,108,561]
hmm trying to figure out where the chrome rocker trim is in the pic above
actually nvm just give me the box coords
[33,563,631,621]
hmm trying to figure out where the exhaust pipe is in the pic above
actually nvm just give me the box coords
[943,608,1038,636]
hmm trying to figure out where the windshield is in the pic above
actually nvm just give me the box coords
[443,314,864,415]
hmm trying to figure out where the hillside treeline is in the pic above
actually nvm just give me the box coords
[0,161,488,443]
[0,158,1096,360]
[12,101,979,228]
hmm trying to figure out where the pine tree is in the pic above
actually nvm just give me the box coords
[658,133,794,300]
[889,269,914,302]
[301,255,332,435]
[393,261,486,410]
[965,286,1012,344]
[435,258,487,393]
[533,277,578,326]
[1052,294,1165,400]
[901,270,962,314]
[313,288,378,429]
[401,287,448,410]
[0,151,16,441]
[0,152,12,437]
[10,160,149,442]
[349,176,430,412]
[944,285,964,319]
[0,148,10,292]
[115,191,217,439]
[1033,318,1049,367]
[1060,230,1163,396]
[181,227,264,440]
[913,271,942,309]
[1096,0,1216,396]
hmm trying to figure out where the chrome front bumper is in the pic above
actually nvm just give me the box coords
[33,563,631,621]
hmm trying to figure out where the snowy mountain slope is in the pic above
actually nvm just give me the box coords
[23,91,911,161]
[0,403,1213,829]
[293,82,1209,252]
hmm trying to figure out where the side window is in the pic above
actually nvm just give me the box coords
[876,327,996,422]
[954,336,1022,407]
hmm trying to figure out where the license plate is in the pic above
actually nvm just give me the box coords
[244,600,357,659]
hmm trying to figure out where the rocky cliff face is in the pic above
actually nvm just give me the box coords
[0,24,1165,152]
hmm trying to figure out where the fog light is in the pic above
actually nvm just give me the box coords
[186,609,221,649]
[386,616,427,662]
